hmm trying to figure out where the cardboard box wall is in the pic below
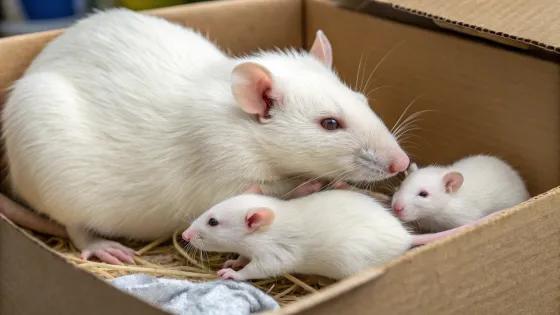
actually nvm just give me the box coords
[0,0,559,314]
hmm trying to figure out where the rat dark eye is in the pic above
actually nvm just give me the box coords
[207,218,219,226]
[321,118,340,131]
[418,191,429,198]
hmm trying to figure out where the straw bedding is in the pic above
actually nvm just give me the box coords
[30,188,394,306]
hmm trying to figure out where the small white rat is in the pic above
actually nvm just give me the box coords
[1,9,409,265]
[182,185,491,281]
[391,155,531,232]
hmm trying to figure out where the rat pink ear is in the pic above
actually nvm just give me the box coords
[405,162,419,177]
[408,162,419,173]
[242,184,263,195]
[443,172,464,193]
[309,30,333,68]
[231,62,274,124]
[245,208,275,232]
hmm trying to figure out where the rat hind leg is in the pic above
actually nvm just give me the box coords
[67,226,135,265]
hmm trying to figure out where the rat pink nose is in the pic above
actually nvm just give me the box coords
[182,230,192,242]
[392,201,405,217]
[388,150,410,174]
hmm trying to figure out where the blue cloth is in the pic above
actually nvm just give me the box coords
[109,274,280,315]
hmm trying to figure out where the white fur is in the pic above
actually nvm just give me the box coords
[392,154,531,232]
[185,189,413,280]
[2,9,406,244]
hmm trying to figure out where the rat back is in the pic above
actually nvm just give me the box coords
[1,9,242,240]
[445,155,531,223]
[273,190,412,279]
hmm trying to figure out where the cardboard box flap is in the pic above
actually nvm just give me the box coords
[351,0,560,53]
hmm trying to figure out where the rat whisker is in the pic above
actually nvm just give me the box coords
[399,144,421,154]
[355,52,365,92]
[398,133,432,150]
[396,132,425,142]
[280,168,347,199]
[184,244,199,263]
[198,250,204,266]
[198,240,213,269]
[394,117,423,132]
[393,110,429,131]
[397,128,422,147]
[324,170,352,190]
[393,108,434,136]
[398,138,422,147]
[203,249,210,268]
[393,114,427,138]
[391,106,414,135]
[394,122,424,141]
[397,136,424,150]
[391,96,430,133]
[364,85,394,99]
[362,40,405,93]
[387,182,397,193]
[395,127,424,143]
[358,53,370,94]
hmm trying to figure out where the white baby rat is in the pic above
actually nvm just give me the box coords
[391,154,531,232]
[182,185,486,281]
[1,9,410,265]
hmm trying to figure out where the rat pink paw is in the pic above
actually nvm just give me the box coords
[290,180,349,198]
[290,180,324,198]
[217,268,243,280]
[332,181,349,189]
[80,240,136,265]
[222,256,250,269]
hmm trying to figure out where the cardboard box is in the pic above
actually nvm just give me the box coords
[0,0,558,314]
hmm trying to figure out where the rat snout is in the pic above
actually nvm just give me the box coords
[388,149,410,174]
[182,229,194,242]
[392,200,405,218]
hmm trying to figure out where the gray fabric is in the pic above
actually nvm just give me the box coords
[108,274,280,315]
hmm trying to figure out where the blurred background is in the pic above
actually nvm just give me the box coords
[0,0,215,37]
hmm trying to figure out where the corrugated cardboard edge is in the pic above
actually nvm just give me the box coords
[384,3,560,54]
[260,186,560,314]
[0,213,171,315]
[333,0,560,55]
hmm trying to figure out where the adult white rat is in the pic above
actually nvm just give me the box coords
[391,155,531,232]
[1,9,410,265]
[182,185,496,281]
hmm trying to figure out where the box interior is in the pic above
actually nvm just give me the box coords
[1,0,559,314]
[307,1,559,196]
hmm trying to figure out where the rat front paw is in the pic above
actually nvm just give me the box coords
[222,256,250,269]
[289,180,324,198]
[81,240,136,265]
[217,268,244,280]
[289,180,349,198]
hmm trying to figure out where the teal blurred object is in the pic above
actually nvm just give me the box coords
[0,0,89,36]
[0,0,218,36]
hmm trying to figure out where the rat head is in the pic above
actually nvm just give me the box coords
[391,163,464,222]
[182,185,276,253]
[231,30,409,183]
